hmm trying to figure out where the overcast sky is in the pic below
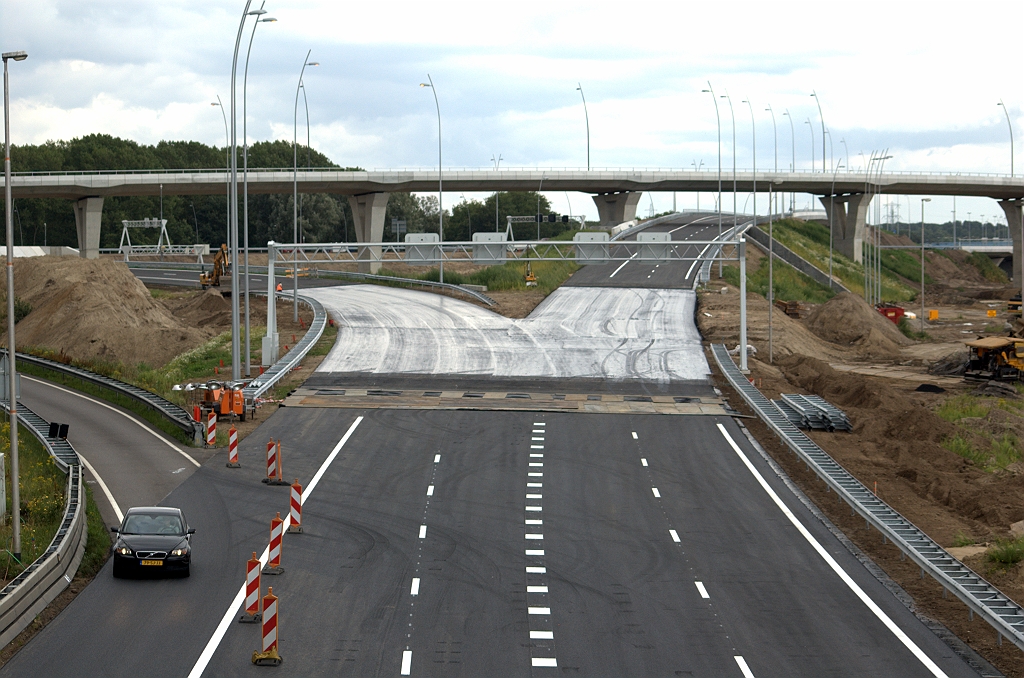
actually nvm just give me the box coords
[2,0,1021,225]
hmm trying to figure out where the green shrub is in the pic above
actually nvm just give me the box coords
[987,538,1024,566]
[0,296,31,324]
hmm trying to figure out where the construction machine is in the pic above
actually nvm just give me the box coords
[524,262,537,287]
[199,244,229,289]
[964,336,1024,382]
[197,380,246,421]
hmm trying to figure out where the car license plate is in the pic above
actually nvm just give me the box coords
[140,559,163,566]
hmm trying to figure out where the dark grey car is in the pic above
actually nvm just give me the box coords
[111,507,194,578]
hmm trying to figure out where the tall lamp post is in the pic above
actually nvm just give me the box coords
[293,51,318,320]
[804,119,815,174]
[3,49,26,560]
[420,75,443,283]
[828,162,845,289]
[765,105,777,215]
[537,176,547,240]
[491,154,502,231]
[701,83,723,276]
[691,160,703,211]
[721,93,736,266]
[998,100,1014,177]
[576,83,590,170]
[241,4,275,377]
[742,99,757,223]
[211,98,229,247]
[782,109,795,213]
[920,198,931,331]
[811,90,826,173]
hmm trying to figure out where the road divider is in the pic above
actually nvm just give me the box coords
[205,410,216,447]
[239,553,262,624]
[263,513,285,576]
[287,480,303,534]
[251,587,282,666]
[227,426,239,467]
[262,439,288,486]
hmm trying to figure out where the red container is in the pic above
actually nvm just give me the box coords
[878,306,904,324]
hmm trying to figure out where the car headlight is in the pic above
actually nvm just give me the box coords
[116,546,132,556]
[170,547,189,556]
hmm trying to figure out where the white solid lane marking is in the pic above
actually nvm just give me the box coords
[526,533,544,540]
[530,453,544,457]
[187,416,363,678]
[411,578,420,596]
[526,566,546,573]
[631,431,638,439]
[532,658,558,667]
[527,482,543,487]
[669,529,680,543]
[652,488,661,498]
[24,375,200,468]
[526,494,542,499]
[401,650,413,675]
[641,458,648,467]
[77,452,123,522]
[526,549,545,556]
[734,656,755,678]
[419,525,427,539]
[528,472,543,477]
[526,506,542,512]
[530,630,554,639]
[695,581,710,599]
[527,585,548,593]
[434,454,441,463]
[528,607,551,615]
[609,252,638,278]
[716,424,949,678]
[526,519,543,525]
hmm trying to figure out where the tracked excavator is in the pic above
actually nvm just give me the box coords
[199,244,229,289]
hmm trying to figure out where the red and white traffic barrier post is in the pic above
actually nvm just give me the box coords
[263,512,285,575]
[251,587,282,666]
[263,439,288,486]
[226,426,240,468]
[238,552,262,623]
[206,410,216,447]
[287,479,303,534]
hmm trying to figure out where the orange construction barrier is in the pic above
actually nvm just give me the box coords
[238,552,262,623]
[287,479,303,534]
[252,587,282,665]
[263,513,284,575]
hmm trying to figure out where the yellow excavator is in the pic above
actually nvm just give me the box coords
[199,244,229,289]
[524,262,537,287]
[964,336,1024,381]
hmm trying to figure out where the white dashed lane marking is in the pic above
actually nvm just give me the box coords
[410,578,420,596]
[669,529,680,543]
[695,581,710,599]
[641,458,648,467]
[652,488,661,498]
[426,485,434,496]
[418,525,427,539]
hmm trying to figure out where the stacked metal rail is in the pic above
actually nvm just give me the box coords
[5,350,203,444]
[774,394,852,432]
[242,291,327,401]
[0,402,86,648]
[711,343,1024,650]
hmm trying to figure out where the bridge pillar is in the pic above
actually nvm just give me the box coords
[591,192,642,230]
[818,193,869,263]
[998,199,1023,282]
[347,192,390,273]
[73,196,104,259]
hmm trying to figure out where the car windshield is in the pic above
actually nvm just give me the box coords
[121,513,184,536]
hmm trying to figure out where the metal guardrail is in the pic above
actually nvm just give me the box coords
[5,350,203,444]
[711,342,1024,650]
[0,402,86,649]
[243,291,327,401]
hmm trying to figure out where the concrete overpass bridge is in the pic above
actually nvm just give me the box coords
[7,167,1024,275]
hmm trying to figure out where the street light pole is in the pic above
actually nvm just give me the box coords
[537,176,547,240]
[3,50,27,560]
[701,83,723,276]
[241,4,275,378]
[804,119,815,174]
[828,162,845,289]
[742,99,756,223]
[212,98,229,248]
[811,90,826,173]
[782,109,795,213]
[722,93,736,260]
[921,198,931,332]
[421,75,443,283]
[491,154,502,232]
[765,105,777,215]
[294,51,317,320]
[998,100,1014,177]
[691,160,703,211]
[576,83,590,170]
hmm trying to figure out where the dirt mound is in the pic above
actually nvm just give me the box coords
[167,288,232,327]
[803,292,911,357]
[6,257,206,367]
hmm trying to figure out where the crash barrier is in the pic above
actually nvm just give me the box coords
[239,552,262,623]
[227,426,239,467]
[243,292,327,402]
[264,512,284,575]
[0,402,86,649]
[287,480,303,534]
[711,342,1024,651]
[252,587,282,665]
[693,221,746,289]
[4,349,204,444]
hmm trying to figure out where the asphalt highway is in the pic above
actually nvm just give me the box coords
[1,406,980,677]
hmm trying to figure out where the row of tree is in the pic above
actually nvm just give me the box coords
[1,134,576,248]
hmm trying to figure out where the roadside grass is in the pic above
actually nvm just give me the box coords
[936,395,989,422]
[952,531,976,547]
[0,420,65,579]
[79,484,110,577]
[967,251,1009,283]
[987,537,1024,566]
[897,317,929,340]
[941,431,1022,472]
[879,248,931,284]
[721,254,835,304]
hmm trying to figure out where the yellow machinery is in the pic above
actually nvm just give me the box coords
[964,336,1024,382]
[199,244,229,289]
[524,262,537,287]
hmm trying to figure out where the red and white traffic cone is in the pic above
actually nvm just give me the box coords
[206,410,216,447]
[226,426,240,468]
[238,552,262,623]
[252,587,282,665]
[286,480,303,534]
[263,512,284,575]
[262,439,276,483]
